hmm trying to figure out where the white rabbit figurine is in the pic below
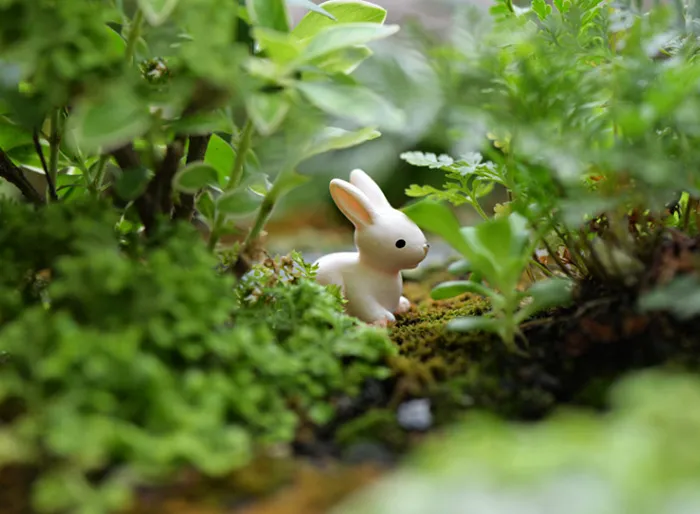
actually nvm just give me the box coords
[313,169,430,327]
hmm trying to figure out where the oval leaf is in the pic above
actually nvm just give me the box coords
[204,134,235,184]
[114,166,152,201]
[402,199,471,257]
[304,126,380,160]
[301,23,399,62]
[66,85,150,154]
[216,187,264,217]
[295,81,405,131]
[173,162,219,193]
[246,92,291,136]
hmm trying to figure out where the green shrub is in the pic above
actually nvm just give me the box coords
[0,199,395,514]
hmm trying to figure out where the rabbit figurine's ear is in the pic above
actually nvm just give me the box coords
[349,169,391,210]
[329,179,376,227]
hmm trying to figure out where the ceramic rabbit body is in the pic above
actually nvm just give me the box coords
[313,169,430,326]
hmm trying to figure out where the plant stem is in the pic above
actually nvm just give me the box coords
[48,109,61,201]
[243,195,274,250]
[92,154,110,192]
[228,119,254,190]
[470,198,490,220]
[125,9,144,65]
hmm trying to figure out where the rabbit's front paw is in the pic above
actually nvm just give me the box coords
[371,312,396,327]
[395,296,411,314]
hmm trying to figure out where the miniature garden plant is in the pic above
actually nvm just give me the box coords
[0,0,403,267]
[404,198,572,353]
[397,0,700,348]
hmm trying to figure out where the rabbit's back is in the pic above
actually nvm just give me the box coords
[314,252,359,291]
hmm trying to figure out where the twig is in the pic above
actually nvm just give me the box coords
[32,130,58,201]
[112,144,157,234]
[154,135,186,214]
[0,149,44,205]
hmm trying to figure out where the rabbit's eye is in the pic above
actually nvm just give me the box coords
[395,239,406,248]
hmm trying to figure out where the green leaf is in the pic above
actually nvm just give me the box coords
[0,117,33,151]
[310,46,373,74]
[287,0,336,20]
[303,126,380,160]
[531,0,552,20]
[196,190,216,220]
[293,0,387,39]
[204,134,235,185]
[246,0,291,32]
[269,169,310,200]
[400,151,455,169]
[515,277,573,323]
[638,275,700,320]
[66,85,150,154]
[447,316,502,334]
[173,162,220,194]
[216,187,264,217]
[430,280,492,301]
[295,81,405,131]
[253,28,302,63]
[246,92,291,136]
[114,166,152,201]
[447,259,473,275]
[402,199,471,257]
[138,0,179,25]
[300,23,399,62]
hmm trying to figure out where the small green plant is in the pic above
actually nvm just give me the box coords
[404,199,572,352]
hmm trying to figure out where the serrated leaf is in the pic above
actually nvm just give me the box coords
[301,23,399,62]
[246,0,291,32]
[304,126,380,160]
[173,162,219,194]
[400,151,455,169]
[296,81,405,131]
[137,0,179,26]
[246,92,291,136]
[293,0,387,39]
[402,199,471,257]
[216,187,264,217]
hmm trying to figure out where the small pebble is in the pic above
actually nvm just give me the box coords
[396,398,433,431]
